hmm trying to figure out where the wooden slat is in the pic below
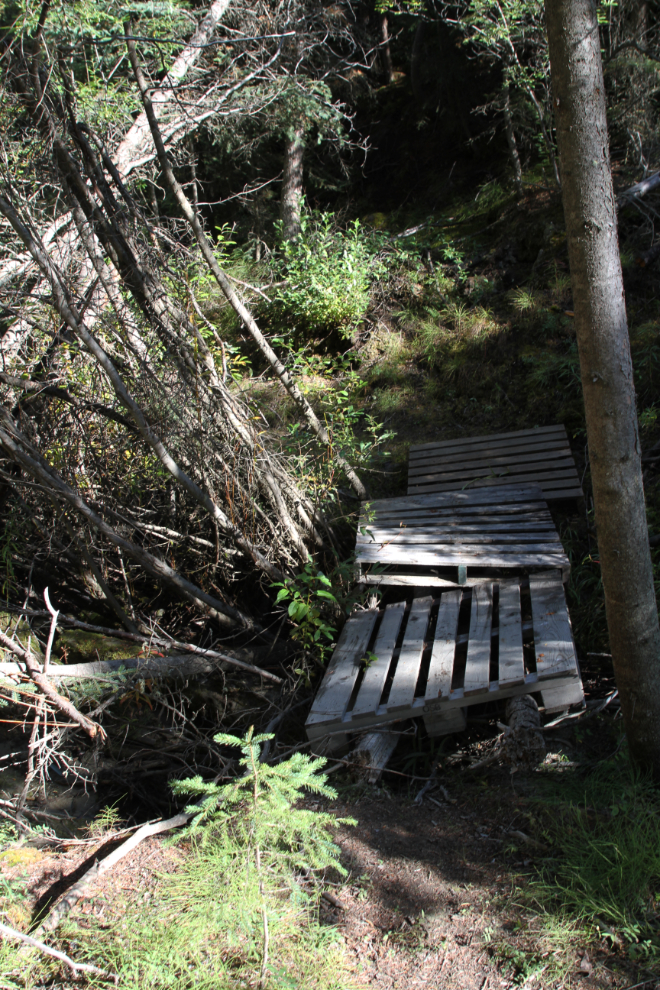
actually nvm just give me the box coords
[529,572,578,679]
[536,487,584,500]
[409,457,577,484]
[425,589,462,702]
[306,609,379,727]
[410,424,567,453]
[409,448,575,477]
[351,602,405,718]
[357,530,562,545]
[365,483,545,512]
[497,579,525,687]
[409,469,580,494]
[359,519,556,534]
[463,585,493,695]
[410,437,570,466]
[357,543,567,561]
[409,435,570,465]
[387,597,432,712]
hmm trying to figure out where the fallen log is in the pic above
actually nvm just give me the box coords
[0,648,282,685]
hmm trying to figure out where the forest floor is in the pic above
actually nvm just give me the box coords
[4,173,660,988]
[3,710,653,990]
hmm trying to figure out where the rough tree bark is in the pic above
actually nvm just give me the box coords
[380,13,394,85]
[280,124,306,240]
[503,84,524,199]
[545,0,660,773]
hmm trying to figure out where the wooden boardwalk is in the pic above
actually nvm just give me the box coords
[306,572,583,751]
[356,483,570,587]
[408,424,583,501]
[305,439,585,755]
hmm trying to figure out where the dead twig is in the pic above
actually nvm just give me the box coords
[0,920,117,982]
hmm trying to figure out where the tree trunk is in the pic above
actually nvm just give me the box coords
[114,0,232,179]
[503,84,524,199]
[280,125,305,241]
[380,13,394,84]
[546,0,660,773]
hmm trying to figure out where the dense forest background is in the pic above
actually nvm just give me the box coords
[1,1,660,987]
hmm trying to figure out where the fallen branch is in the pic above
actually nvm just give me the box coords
[0,630,105,741]
[616,169,660,207]
[0,920,117,982]
[37,811,191,934]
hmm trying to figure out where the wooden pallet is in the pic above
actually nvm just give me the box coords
[356,484,570,587]
[408,424,583,501]
[306,571,584,752]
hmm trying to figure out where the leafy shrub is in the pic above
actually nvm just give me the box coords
[272,212,383,338]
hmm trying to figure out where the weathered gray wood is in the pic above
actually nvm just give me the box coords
[357,529,562,545]
[425,589,462,702]
[497,579,525,687]
[539,679,585,712]
[409,468,581,493]
[409,439,571,468]
[529,572,578,679]
[409,454,576,481]
[364,483,546,512]
[359,573,490,589]
[358,522,556,538]
[387,597,432,711]
[357,545,569,567]
[351,730,400,782]
[351,602,405,718]
[463,585,493,695]
[407,428,582,502]
[423,706,467,737]
[410,423,567,453]
[306,609,379,728]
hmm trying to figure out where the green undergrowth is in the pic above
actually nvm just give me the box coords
[526,753,660,964]
[15,731,357,990]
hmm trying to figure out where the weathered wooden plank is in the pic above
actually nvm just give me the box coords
[423,706,467,737]
[497,579,525,687]
[357,530,562,545]
[410,438,570,467]
[410,424,567,453]
[409,469,581,494]
[351,602,406,718]
[387,597,433,712]
[425,589,462,702]
[539,679,584,712]
[359,520,558,534]
[409,450,575,478]
[409,459,577,486]
[359,573,497,588]
[409,436,571,466]
[364,483,545,512]
[536,487,584,499]
[357,544,568,561]
[529,572,578,679]
[463,584,493,695]
[306,609,379,727]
